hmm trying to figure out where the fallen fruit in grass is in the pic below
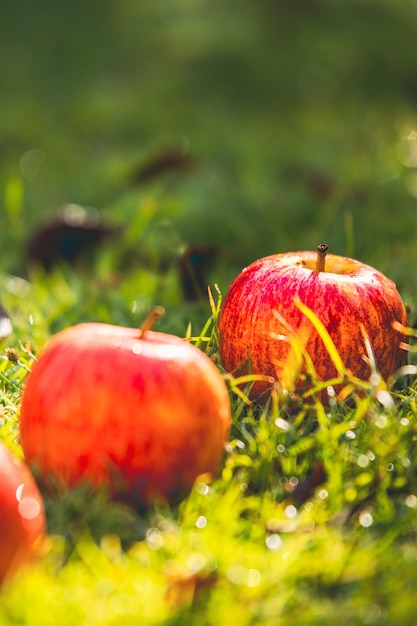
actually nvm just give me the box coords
[218,245,408,400]
[0,441,46,585]
[25,203,115,272]
[20,308,231,508]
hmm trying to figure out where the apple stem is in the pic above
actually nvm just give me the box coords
[316,243,329,272]
[139,306,165,336]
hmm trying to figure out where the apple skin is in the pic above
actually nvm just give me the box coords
[19,323,231,508]
[218,251,408,399]
[0,442,46,585]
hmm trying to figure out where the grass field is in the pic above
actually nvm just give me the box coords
[2,1,417,624]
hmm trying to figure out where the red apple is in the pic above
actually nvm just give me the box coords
[218,245,408,400]
[0,441,46,585]
[19,309,231,508]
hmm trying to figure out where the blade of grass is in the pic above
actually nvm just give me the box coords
[272,309,318,392]
[294,297,346,379]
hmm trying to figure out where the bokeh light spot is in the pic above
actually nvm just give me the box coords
[18,497,41,520]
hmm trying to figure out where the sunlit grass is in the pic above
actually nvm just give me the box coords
[1,277,417,624]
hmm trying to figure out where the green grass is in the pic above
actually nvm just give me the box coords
[2,0,417,623]
[1,284,417,625]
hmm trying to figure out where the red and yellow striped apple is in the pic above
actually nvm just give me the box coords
[218,245,408,400]
[0,442,45,585]
[20,309,231,508]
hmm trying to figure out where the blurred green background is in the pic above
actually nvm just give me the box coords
[2,0,417,328]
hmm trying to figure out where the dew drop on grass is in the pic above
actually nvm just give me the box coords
[195,481,210,496]
[357,454,370,468]
[146,528,164,550]
[266,534,282,551]
[318,489,328,500]
[285,505,297,519]
[359,511,373,528]
[345,430,356,440]
[405,494,417,508]
[400,417,410,427]
[327,385,336,398]
[376,389,394,409]
[386,463,394,472]
[196,515,207,529]
[226,439,246,453]
[275,417,289,431]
